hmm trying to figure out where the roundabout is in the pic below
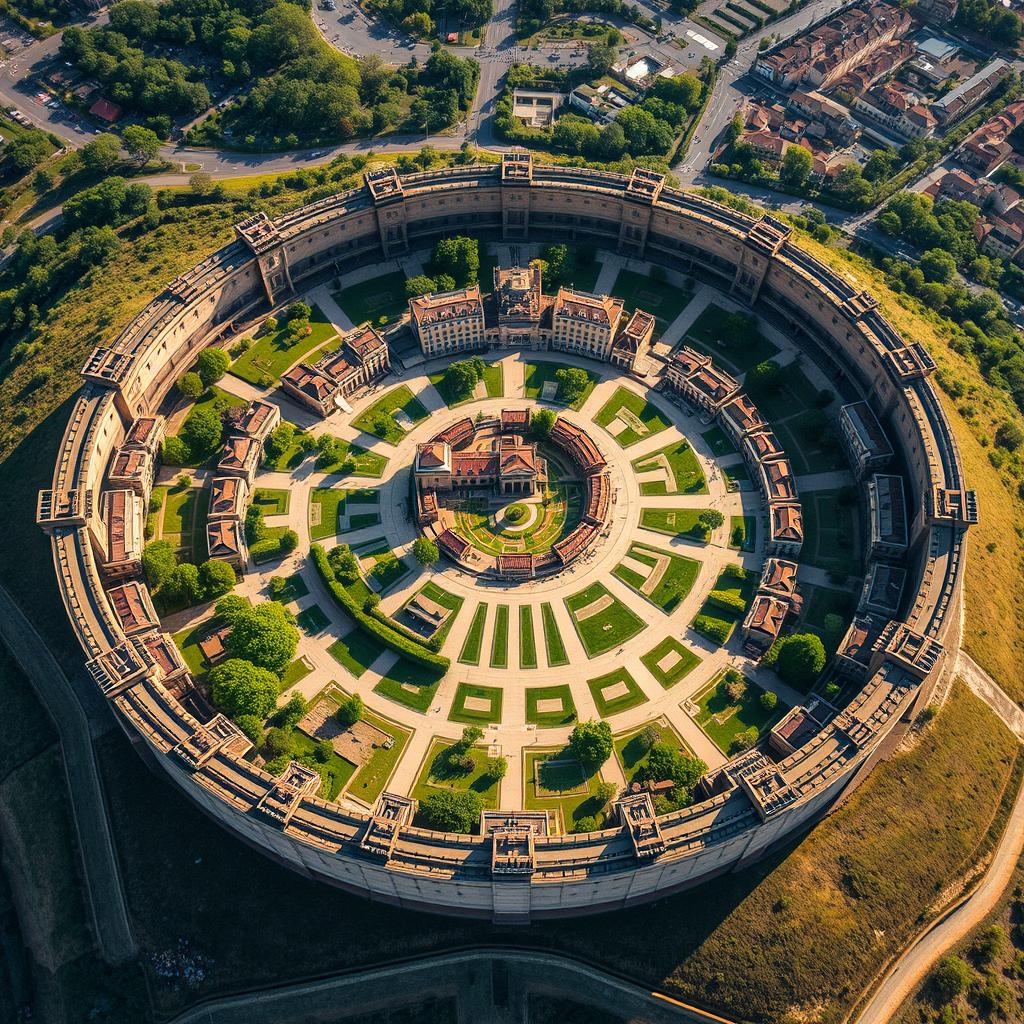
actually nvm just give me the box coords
[37,157,973,921]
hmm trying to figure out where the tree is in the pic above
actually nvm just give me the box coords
[33,169,55,194]
[166,562,202,605]
[724,673,746,703]
[745,359,783,394]
[328,544,361,584]
[569,719,613,769]
[142,540,177,591]
[444,358,483,399]
[196,347,230,387]
[455,725,483,752]
[554,366,590,405]
[336,692,364,727]
[638,744,707,798]
[209,658,280,719]
[779,145,813,187]
[919,248,958,285]
[180,406,222,459]
[760,690,778,711]
[775,633,826,690]
[482,756,508,782]
[431,236,479,287]
[177,371,204,400]
[189,171,213,196]
[226,601,298,676]
[199,559,235,599]
[698,509,725,535]
[995,421,1024,451]
[235,714,263,744]
[287,301,312,322]
[587,41,617,76]
[530,407,556,439]
[412,537,439,567]
[278,529,299,554]
[595,780,618,805]
[405,274,437,298]
[215,595,250,623]
[122,125,161,166]
[263,726,293,758]
[419,789,483,833]
[279,693,307,728]
[81,134,122,174]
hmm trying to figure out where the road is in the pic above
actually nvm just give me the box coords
[0,585,136,966]
[855,652,1024,1024]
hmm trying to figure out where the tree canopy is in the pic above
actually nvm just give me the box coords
[209,658,281,719]
[775,633,826,691]
[226,600,298,676]
[569,719,613,768]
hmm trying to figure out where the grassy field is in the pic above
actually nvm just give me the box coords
[351,385,429,444]
[458,602,487,665]
[632,441,708,496]
[526,684,578,727]
[593,387,671,447]
[729,514,756,552]
[523,747,609,833]
[610,268,694,329]
[692,669,782,753]
[801,487,862,578]
[540,602,569,666]
[314,440,389,478]
[252,487,290,516]
[448,683,503,725]
[564,582,647,658]
[403,582,464,648]
[612,542,700,612]
[328,628,385,678]
[640,507,711,541]
[690,565,755,646]
[411,740,502,818]
[230,305,336,385]
[519,605,538,669]
[701,425,736,457]
[640,636,702,688]
[309,487,379,542]
[428,363,504,407]
[295,604,330,635]
[587,667,649,717]
[524,361,600,409]
[490,604,509,669]
[684,303,779,373]
[614,720,686,787]
[373,656,446,712]
[333,271,409,326]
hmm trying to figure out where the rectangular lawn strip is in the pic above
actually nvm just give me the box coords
[729,514,756,552]
[523,360,600,410]
[412,581,465,648]
[328,628,386,678]
[373,657,446,713]
[587,667,649,717]
[611,268,694,329]
[525,684,578,728]
[333,271,409,326]
[632,440,708,496]
[309,487,347,542]
[701,425,736,457]
[540,602,569,667]
[691,564,756,646]
[280,658,312,690]
[428,363,504,407]
[748,364,821,423]
[489,604,509,669]
[411,739,502,816]
[230,304,337,385]
[448,682,503,725]
[721,459,751,491]
[343,511,382,532]
[614,720,685,786]
[564,581,647,658]
[683,303,780,373]
[639,507,709,542]
[612,542,700,613]
[593,386,671,447]
[252,488,290,516]
[351,385,429,445]
[458,602,488,665]
[801,487,862,577]
[692,669,784,755]
[295,604,330,635]
[363,552,411,592]
[640,636,702,689]
[523,747,609,833]
[519,605,538,669]
[274,573,309,603]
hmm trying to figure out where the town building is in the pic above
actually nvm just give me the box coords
[931,59,1012,125]
[767,501,804,559]
[609,309,656,372]
[414,435,545,497]
[493,264,545,348]
[960,101,1024,173]
[569,81,634,123]
[719,394,767,447]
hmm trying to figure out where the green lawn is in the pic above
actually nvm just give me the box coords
[315,439,390,478]
[747,364,821,424]
[490,604,509,669]
[773,410,847,476]
[691,565,756,647]
[523,361,600,410]
[411,740,502,820]
[612,542,700,613]
[373,656,446,712]
[639,507,710,542]
[801,488,862,578]
[614,720,686,786]
[632,441,708,496]
[701,425,736,458]
[448,682,503,725]
[693,669,784,754]
[280,658,312,690]
[722,460,751,491]
[519,605,537,669]
[593,387,672,448]
[168,386,247,469]
[729,514,756,552]
[328,629,385,678]
[287,728,355,801]
[458,602,487,666]
[428,363,504,407]
[295,604,330,635]
[252,487,290,516]
[564,582,647,658]
[363,551,411,592]
[526,684,578,728]
[587,667,649,717]
[684,304,780,373]
[640,636,702,689]
[231,305,337,385]
[540,602,568,667]
[523,747,609,833]
[402,582,464,647]
[272,572,308,603]
[610,268,694,329]
[159,484,208,562]
[309,487,380,542]
[351,385,429,444]
[548,246,601,292]
[250,525,292,566]
[333,271,409,327]
[800,584,855,654]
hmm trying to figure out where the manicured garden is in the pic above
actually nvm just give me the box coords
[612,542,700,613]
[523,748,609,833]
[692,669,784,754]
[801,487,862,577]
[309,487,380,542]
[458,602,487,665]
[639,507,710,542]
[252,488,290,516]
[490,604,509,669]
[373,656,446,712]
[351,384,429,444]
[411,739,502,814]
[525,684,577,727]
[328,628,386,678]
[684,304,779,373]
[593,387,671,448]
[564,582,647,658]
[540,602,568,667]
[523,361,600,410]
[428,363,504,407]
[333,272,409,327]
[230,305,337,385]
[690,564,756,646]
[519,605,537,669]
[448,682,503,725]
[631,440,708,496]
[640,636,702,689]
[587,667,649,717]
[614,720,686,787]
[610,268,694,329]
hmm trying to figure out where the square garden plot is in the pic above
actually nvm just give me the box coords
[333,271,409,327]
[449,682,503,725]
[411,739,502,815]
[683,304,780,374]
[295,604,329,636]
[691,669,784,755]
[612,542,700,613]
[610,268,694,329]
[525,685,578,728]
[351,385,429,445]
[523,361,600,409]
[631,441,708,496]
[640,636,701,688]
[801,488,862,578]
[523,748,610,833]
[328,628,385,678]
[614,719,687,787]
[564,582,646,658]
[398,582,464,647]
[587,667,648,717]
[639,507,711,542]
[594,386,671,448]
[373,657,446,713]
[309,487,381,542]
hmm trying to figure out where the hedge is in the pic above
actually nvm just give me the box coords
[693,615,733,644]
[310,545,449,671]
[705,589,747,616]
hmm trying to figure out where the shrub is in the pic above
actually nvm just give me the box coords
[760,690,778,711]
[161,436,189,465]
[419,789,483,833]
[196,347,230,387]
[728,726,759,755]
[209,658,280,719]
[723,676,746,703]
[336,693,364,727]
[141,540,178,591]
[234,714,263,744]
[482,756,508,781]
[215,595,250,622]
[775,633,826,691]
[278,693,307,729]
[263,727,293,758]
[177,371,203,399]
[412,537,439,567]
[706,589,747,615]
[572,815,603,833]
[199,559,235,599]
[693,615,731,644]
